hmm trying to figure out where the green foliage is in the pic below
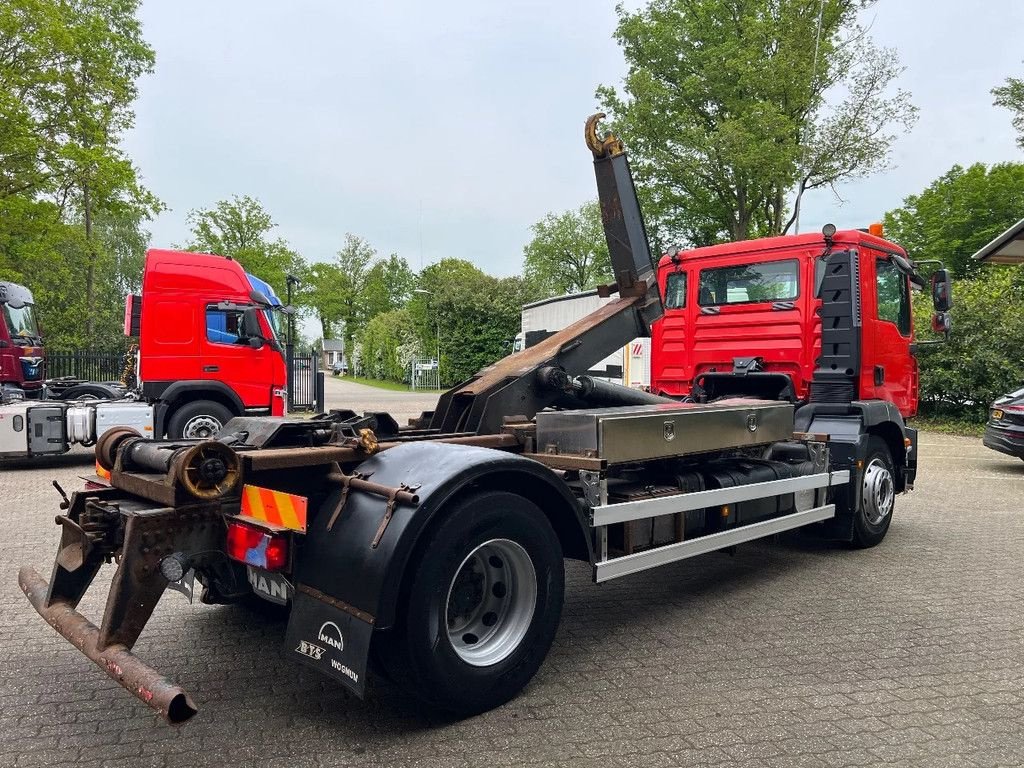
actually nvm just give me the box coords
[184,195,303,298]
[598,0,915,246]
[912,268,1024,421]
[523,201,612,297]
[358,307,419,382]
[883,163,1024,279]
[0,0,159,347]
[405,259,530,387]
[363,254,415,322]
[992,67,1024,150]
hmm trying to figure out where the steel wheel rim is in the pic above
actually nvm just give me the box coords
[182,414,222,439]
[445,538,537,667]
[862,457,894,525]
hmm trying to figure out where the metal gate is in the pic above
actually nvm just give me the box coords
[410,357,440,390]
[289,349,324,412]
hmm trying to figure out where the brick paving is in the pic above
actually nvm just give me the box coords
[1,429,1022,767]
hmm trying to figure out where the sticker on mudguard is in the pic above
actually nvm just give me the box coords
[284,589,372,697]
[247,566,293,605]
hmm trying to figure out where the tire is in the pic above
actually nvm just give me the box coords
[379,490,564,716]
[59,382,122,401]
[850,436,896,548]
[166,400,233,440]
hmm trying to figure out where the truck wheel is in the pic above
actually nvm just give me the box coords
[59,382,122,400]
[850,436,896,548]
[380,490,564,715]
[167,400,232,440]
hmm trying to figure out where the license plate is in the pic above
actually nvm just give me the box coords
[993,409,1004,420]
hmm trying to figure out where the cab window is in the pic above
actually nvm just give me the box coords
[664,271,686,309]
[875,259,911,336]
[698,259,798,306]
[206,307,246,345]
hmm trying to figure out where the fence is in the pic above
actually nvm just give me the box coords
[410,357,441,390]
[47,347,326,412]
[289,348,325,412]
[46,350,125,383]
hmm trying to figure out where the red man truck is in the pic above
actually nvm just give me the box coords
[19,115,954,724]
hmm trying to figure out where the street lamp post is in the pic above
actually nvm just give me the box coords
[285,274,300,411]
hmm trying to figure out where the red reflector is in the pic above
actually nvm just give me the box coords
[226,521,289,571]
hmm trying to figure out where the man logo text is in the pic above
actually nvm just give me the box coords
[318,621,344,651]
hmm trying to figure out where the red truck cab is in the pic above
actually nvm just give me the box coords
[652,228,919,419]
[132,249,288,438]
[0,281,45,402]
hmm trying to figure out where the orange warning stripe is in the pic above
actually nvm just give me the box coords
[95,461,111,481]
[240,484,308,532]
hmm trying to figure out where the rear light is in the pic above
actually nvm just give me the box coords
[226,520,289,571]
[1004,405,1024,413]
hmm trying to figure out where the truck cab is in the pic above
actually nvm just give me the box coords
[0,281,45,402]
[652,227,921,419]
[131,249,288,438]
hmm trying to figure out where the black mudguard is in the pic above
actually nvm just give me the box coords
[284,441,587,696]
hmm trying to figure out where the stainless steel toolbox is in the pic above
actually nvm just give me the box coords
[535,399,794,464]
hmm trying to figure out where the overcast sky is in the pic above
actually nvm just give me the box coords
[124,0,1024,280]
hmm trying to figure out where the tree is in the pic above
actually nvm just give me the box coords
[184,195,303,297]
[883,163,1024,279]
[523,201,612,297]
[992,68,1024,149]
[363,253,415,321]
[301,260,346,340]
[597,0,916,247]
[409,259,530,386]
[911,268,1024,419]
[333,234,375,354]
[0,0,160,346]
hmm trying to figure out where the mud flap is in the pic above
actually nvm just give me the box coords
[284,587,373,697]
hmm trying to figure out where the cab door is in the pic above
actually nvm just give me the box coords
[201,305,272,408]
[863,255,916,417]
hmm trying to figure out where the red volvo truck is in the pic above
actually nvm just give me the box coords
[0,250,289,457]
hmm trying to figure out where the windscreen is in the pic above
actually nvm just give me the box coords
[245,272,284,342]
[2,302,41,342]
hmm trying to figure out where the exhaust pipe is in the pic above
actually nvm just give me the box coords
[19,566,197,725]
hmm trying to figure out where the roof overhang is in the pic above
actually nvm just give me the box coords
[973,217,1024,264]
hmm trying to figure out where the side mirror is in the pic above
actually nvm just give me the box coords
[241,308,264,348]
[931,311,952,336]
[249,289,273,306]
[931,269,953,312]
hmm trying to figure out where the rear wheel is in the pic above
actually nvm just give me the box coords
[166,400,233,440]
[850,436,896,548]
[59,382,122,400]
[379,490,564,715]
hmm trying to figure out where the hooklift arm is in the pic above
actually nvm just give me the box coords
[428,113,666,435]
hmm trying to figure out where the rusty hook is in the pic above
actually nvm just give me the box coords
[585,112,624,159]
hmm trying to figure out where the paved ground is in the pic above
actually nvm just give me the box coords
[322,376,439,425]
[2,429,1023,767]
